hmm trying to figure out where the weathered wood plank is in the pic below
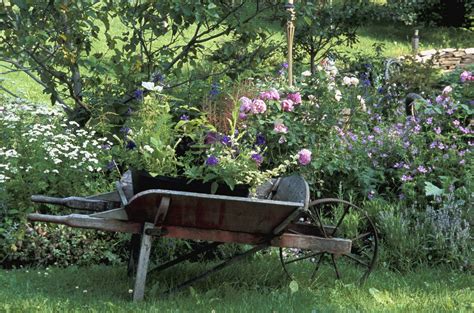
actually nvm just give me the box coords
[27,213,141,234]
[133,223,154,301]
[90,208,129,221]
[30,196,113,211]
[271,175,310,209]
[125,189,303,234]
[271,233,351,255]
[161,225,351,254]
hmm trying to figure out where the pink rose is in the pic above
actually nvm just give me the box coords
[251,99,267,114]
[460,71,472,83]
[287,92,302,105]
[297,149,312,166]
[274,121,288,133]
[239,96,252,113]
[259,88,280,101]
[281,99,294,112]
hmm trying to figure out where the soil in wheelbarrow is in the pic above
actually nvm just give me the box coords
[131,170,250,197]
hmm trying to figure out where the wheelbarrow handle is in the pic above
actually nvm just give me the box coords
[30,195,112,211]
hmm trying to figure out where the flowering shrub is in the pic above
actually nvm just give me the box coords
[0,96,114,264]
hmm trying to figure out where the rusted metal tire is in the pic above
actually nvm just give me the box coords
[279,198,378,285]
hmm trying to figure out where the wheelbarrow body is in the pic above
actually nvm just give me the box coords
[28,173,368,301]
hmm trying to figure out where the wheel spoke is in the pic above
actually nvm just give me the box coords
[351,232,372,242]
[310,206,328,238]
[284,251,323,265]
[344,253,368,267]
[331,254,341,279]
[331,204,350,236]
[310,252,325,280]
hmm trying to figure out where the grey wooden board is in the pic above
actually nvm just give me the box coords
[125,189,303,235]
[132,222,153,301]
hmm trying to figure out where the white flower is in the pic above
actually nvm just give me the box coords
[350,77,359,86]
[141,81,163,92]
[301,70,312,77]
[357,95,367,111]
[342,76,351,86]
[335,90,342,102]
[143,145,154,154]
[442,86,452,95]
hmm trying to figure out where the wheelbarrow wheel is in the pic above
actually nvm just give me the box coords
[279,198,378,285]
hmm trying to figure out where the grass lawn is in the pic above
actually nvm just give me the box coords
[0,253,472,312]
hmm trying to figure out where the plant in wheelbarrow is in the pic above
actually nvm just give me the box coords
[112,87,294,195]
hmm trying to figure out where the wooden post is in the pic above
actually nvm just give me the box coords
[285,0,296,87]
[132,222,154,301]
[412,29,419,55]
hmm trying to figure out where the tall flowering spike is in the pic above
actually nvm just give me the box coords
[297,149,312,166]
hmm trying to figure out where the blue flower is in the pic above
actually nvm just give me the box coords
[251,153,263,166]
[255,133,266,146]
[220,135,231,146]
[133,89,144,100]
[152,72,164,83]
[210,82,220,97]
[120,126,130,134]
[205,155,219,166]
[126,140,136,150]
[180,114,190,121]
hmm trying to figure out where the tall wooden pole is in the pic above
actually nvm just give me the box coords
[285,0,296,87]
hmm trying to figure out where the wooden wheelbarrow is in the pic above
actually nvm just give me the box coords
[29,172,378,301]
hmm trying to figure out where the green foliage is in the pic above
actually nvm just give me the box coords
[386,0,473,27]
[295,0,368,73]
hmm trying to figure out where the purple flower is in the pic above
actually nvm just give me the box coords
[281,99,294,112]
[426,117,433,125]
[373,126,381,134]
[251,153,263,166]
[274,121,288,133]
[239,97,252,113]
[120,126,130,134]
[204,132,219,144]
[259,89,280,101]
[453,120,460,127]
[287,92,302,105]
[401,174,413,182]
[126,140,136,150]
[210,82,220,97]
[220,135,231,146]
[251,99,267,114]
[297,149,312,166]
[239,112,247,120]
[255,133,266,146]
[460,71,472,82]
[205,155,219,166]
[460,159,465,165]
[434,127,441,135]
[417,166,428,174]
[368,190,375,200]
[282,62,289,69]
[180,114,190,121]
[133,89,144,100]
[278,136,287,144]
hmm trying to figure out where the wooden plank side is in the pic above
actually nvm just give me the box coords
[27,213,141,234]
[162,225,351,254]
[125,190,303,234]
[133,223,153,301]
[271,233,352,255]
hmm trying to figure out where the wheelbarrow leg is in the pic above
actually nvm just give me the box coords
[132,222,154,301]
[127,233,142,277]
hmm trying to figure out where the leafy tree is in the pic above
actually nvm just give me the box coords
[294,0,368,74]
[0,0,280,125]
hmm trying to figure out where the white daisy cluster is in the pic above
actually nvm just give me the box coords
[0,96,113,188]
